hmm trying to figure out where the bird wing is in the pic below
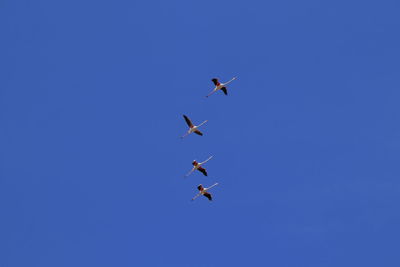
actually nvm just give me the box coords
[197,167,208,176]
[203,192,212,201]
[194,130,203,136]
[221,87,228,95]
[211,78,219,86]
[183,115,193,127]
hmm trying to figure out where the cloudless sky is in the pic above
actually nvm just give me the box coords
[1,0,400,266]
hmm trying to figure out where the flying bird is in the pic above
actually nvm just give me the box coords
[185,156,213,177]
[192,183,219,201]
[206,77,237,97]
[181,115,208,138]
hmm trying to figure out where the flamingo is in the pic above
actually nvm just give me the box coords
[192,183,219,201]
[181,115,208,138]
[206,77,237,97]
[185,156,213,177]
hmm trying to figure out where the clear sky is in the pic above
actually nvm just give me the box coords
[1,0,400,266]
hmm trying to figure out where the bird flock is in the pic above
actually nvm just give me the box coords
[181,77,237,202]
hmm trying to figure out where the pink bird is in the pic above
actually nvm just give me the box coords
[192,183,219,201]
[181,115,208,138]
[206,77,237,97]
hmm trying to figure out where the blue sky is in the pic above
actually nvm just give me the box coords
[1,0,400,266]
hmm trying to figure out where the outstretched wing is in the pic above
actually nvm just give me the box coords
[221,87,228,95]
[211,78,219,86]
[197,167,208,176]
[194,130,203,136]
[203,192,212,201]
[183,115,193,127]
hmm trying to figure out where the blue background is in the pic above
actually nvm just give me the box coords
[1,0,400,266]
